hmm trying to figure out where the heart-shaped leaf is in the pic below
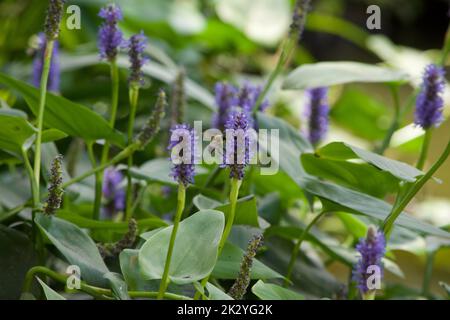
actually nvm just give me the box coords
[139,209,225,284]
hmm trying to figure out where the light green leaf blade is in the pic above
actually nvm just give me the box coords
[37,278,66,300]
[35,213,109,287]
[0,112,36,155]
[139,209,225,284]
[252,280,304,300]
[283,61,408,90]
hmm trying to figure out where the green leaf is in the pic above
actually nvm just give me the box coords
[57,211,167,231]
[0,225,37,299]
[193,194,260,227]
[317,142,424,182]
[301,153,398,197]
[0,72,125,146]
[120,249,158,291]
[35,213,109,287]
[139,209,225,284]
[104,272,130,300]
[212,242,283,280]
[257,113,450,238]
[252,280,304,300]
[0,112,36,155]
[41,129,68,143]
[205,282,234,300]
[282,61,408,90]
[37,278,66,300]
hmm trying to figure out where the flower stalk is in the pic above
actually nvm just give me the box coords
[158,184,186,299]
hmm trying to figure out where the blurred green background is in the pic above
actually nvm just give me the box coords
[0,0,449,296]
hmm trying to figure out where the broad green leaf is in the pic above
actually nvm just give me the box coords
[35,213,109,287]
[0,72,125,146]
[257,113,450,238]
[57,211,167,231]
[212,242,283,280]
[0,225,37,299]
[193,194,259,227]
[282,61,408,90]
[252,280,304,300]
[104,272,130,300]
[37,278,66,300]
[0,112,35,155]
[317,142,424,182]
[120,249,158,291]
[206,282,234,300]
[301,153,398,197]
[41,129,68,143]
[139,210,225,284]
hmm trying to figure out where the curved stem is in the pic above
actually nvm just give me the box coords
[416,129,432,170]
[23,266,191,300]
[33,40,54,196]
[194,178,242,300]
[284,210,326,287]
[158,184,186,299]
[125,86,139,221]
[94,60,120,220]
[382,139,450,239]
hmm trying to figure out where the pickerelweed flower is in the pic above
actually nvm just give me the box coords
[102,167,125,217]
[237,82,269,114]
[289,0,311,42]
[98,4,124,61]
[32,33,60,92]
[223,110,253,180]
[135,90,167,147]
[352,226,386,295]
[414,64,446,129]
[305,87,329,146]
[44,0,66,40]
[212,82,238,130]
[127,32,148,85]
[168,124,196,186]
[228,234,264,300]
[43,155,64,215]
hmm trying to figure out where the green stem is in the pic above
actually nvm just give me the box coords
[194,178,242,300]
[62,144,139,189]
[23,266,191,300]
[377,86,401,154]
[158,184,186,300]
[416,129,432,170]
[284,210,326,287]
[125,86,139,221]
[251,39,295,116]
[33,40,54,196]
[94,60,120,220]
[382,139,450,239]
[422,250,436,297]
[86,142,102,219]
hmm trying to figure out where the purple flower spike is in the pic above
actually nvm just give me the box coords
[168,124,196,186]
[102,167,125,217]
[212,82,238,130]
[237,82,269,114]
[305,87,329,146]
[32,33,60,92]
[352,226,386,295]
[127,32,148,85]
[223,110,253,180]
[415,64,445,129]
[98,4,124,61]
